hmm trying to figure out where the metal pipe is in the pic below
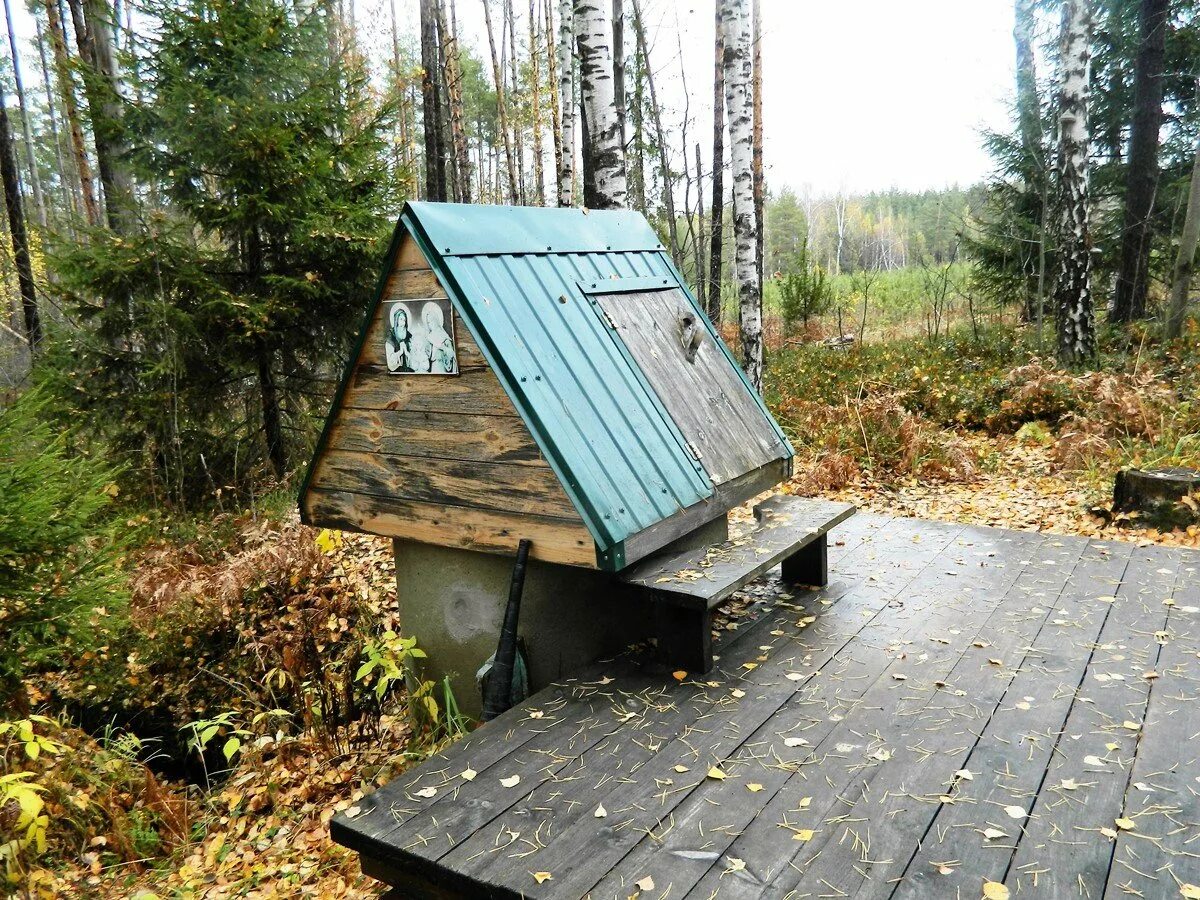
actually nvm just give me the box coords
[482,539,532,721]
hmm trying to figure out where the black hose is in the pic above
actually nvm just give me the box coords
[482,539,532,721]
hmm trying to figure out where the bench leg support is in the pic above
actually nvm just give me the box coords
[781,534,828,587]
[654,602,713,674]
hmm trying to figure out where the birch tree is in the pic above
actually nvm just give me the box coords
[556,0,574,205]
[720,0,761,391]
[1054,0,1096,366]
[574,0,626,209]
[751,0,764,292]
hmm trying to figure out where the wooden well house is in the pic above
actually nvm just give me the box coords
[300,202,852,710]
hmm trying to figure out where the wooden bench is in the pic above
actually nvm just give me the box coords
[619,496,857,673]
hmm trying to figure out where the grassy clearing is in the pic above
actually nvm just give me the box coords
[766,320,1200,535]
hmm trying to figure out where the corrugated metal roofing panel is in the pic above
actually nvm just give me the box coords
[399,202,793,561]
[438,249,713,550]
[406,201,666,257]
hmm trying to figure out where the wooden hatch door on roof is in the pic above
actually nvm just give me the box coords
[591,286,786,486]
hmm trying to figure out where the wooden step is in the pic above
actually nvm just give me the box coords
[619,495,856,673]
[620,496,857,610]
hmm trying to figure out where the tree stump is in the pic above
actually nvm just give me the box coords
[1113,467,1200,525]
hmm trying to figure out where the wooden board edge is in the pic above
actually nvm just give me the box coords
[303,487,598,569]
[617,457,790,569]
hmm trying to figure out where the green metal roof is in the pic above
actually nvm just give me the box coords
[306,201,792,568]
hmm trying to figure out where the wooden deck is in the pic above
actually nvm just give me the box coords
[332,514,1200,899]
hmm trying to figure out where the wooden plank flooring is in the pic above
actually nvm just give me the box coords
[331,514,1200,899]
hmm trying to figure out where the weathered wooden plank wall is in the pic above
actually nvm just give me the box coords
[303,234,595,567]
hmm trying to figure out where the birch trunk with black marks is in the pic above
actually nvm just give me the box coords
[483,0,519,204]
[47,0,100,227]
[706,2,725,325]
[1112,0,1168,323]
[0,96,40,349]
[751,0,763,293]
[1166,98,1200,340]
[556,0,574,205]
[574,0,627,209]
[720,0,761,391]
[1054,0,1096,366]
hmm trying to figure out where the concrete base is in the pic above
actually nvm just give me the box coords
[393,514,729,719]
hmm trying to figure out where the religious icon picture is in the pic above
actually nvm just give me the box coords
[383,297,459,375]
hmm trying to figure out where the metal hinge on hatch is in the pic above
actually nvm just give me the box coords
[598,305,619,330]
[686,441,704,461]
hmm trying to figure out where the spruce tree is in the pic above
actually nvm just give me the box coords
[50,0,394,501]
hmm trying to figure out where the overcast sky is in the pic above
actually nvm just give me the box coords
[7,0,1018,198]
[368,0,1019,197]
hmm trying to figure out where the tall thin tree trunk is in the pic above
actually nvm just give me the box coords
[706,2,725,325]
[631,0,680,264]
[579,87,596,205]
[574,0,627,208]
[4,0,46,228]
[34,18,71,224]
[556,0,574,205]
[612,0,625,153]
[1166,84,1200,339]
[629,18,646,213]
[0,96,40,349]
[436,0,471,202]
[1054,0,1096,366]
[720,0,760,390]
[544,0,562,204]
[751,0,764,293]
[390,0,403,186]
[419,0,447,200]
[1112,0,1168,323]
[71,0,136,233]
[1015,0,1043,322]
[258,347,286,479]
[529,0,545,204]
[694,142,706,312]
[505,0,526,203]
[46,0,100,227]
[484,0,519,204]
